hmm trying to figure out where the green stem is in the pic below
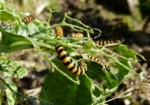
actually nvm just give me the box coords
[0,77,15,93]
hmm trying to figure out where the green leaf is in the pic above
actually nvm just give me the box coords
[86,62,118,102]
[0,44,10,53]
[0,10,15,21]
[87,62,118,88]
[0,60,28,78]
[0,27,33,53]
[75,76,93,104]
[39,98,53,105]
[0,1,5,10]
[40,71,94,105]
[114,59,132,84]
[5,78,17,105]
[40,71,78,105]
[27,23,39,35]
[114,45,137,59]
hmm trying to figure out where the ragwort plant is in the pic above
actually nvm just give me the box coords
[0,1,147,105]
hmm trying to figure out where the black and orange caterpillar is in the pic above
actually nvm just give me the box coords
[22,14,35,24]
[71,33,83,39]
[95,40,121,46]
[55,26,64,38]
[87,55,109,71]
[55,45,87,75]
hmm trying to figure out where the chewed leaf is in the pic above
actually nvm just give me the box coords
[0,60,28,78]
[87,62,118,89]
[114,45,140,59]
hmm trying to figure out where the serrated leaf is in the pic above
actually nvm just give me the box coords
[0,60,28,78]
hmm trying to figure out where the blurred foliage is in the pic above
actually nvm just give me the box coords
[139,0,150,18]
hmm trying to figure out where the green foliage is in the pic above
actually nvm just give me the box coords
[0,1,145,105]
[0,60,28,78]
[5,78,17,105]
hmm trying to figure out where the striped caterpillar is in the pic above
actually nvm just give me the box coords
[55,45,87,75]
[22,14,35,24]
[87,55,110,71]
[55,26,64,38]
[95,40,121,46]
[71,33,83,39]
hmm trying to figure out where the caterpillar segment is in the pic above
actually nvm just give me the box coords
[55,45,87,75]
[87,55,110,71]
[71,33,76,38]
[22,14,35,24]
[71,33,83,39]
[95,40,121,46]
[75,61,87,75]
[55,26,64,38]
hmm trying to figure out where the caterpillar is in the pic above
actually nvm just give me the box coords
[71,33,83,39]
[95,40,121,46]
[55,26,64,38]
[55,45,87,75]
[22,14,35,24]
[87,55,109,71]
